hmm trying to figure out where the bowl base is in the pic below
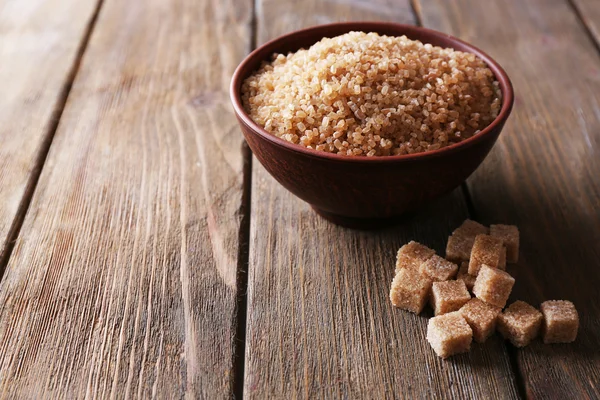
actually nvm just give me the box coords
[311,207,411,230]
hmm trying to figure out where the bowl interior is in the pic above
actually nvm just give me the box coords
[230,22,514,163]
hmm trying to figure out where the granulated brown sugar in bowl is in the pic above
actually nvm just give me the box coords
[241,31,501,157]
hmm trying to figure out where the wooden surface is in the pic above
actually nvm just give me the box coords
[573,0,600,45]
[0,0,251,397]
[257,0,414,39]
[244,1,518,398]
[0,0,99,263]
[418,0,600,397]
[245,170,519,399]
[0,0,599,398]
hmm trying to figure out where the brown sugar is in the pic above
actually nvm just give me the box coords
[420,255,459,281]
[395,241,435,273]
[426,311,473,358]
[242,32,502,157]
[446,220,489,262]
[540,300,579,344]
[472,265,515,308]
[498,301,543,347]
[454,219,489,237]
[460,298,501,343]
[499,246,506,270]
[390,268,433,314]
[490,224,519,263]
[389,225,580,357]
[430,280,471,316]
[456,262,477,291]
[468,234,506,275]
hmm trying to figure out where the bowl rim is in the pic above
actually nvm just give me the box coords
[230,21,514,164]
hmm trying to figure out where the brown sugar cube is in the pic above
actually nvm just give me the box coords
[456,261,476,291]
[446,220,489,262]
[455,219,489,237]
[540,300,579,344]
[460,298,501,343]
[468,234,506,275]
[490,224,520,263]
[390,268,433,314]
[446,235,470,263]
[430,280,471,316]
[498,301,543,347]
[395,241,435,273]
[426,311,473,358]
[420,255,459,281]
[499,246,506,270]
[473,265,515,308]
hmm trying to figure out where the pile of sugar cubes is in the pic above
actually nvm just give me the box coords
[389,220,579,359]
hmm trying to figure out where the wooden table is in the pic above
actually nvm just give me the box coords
[1,0,599,398]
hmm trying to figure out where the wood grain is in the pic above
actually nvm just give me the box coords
[0,0,251,397]
[572,0,600,46]
[257,0,414,40]
[0,0,99,262]
[245,1,519,398]
[418,0,600,397]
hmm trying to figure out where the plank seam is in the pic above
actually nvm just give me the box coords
[566,0,600,55]
[232,142,252,400]
[461,163,527,399]
[460,159,527,399]
[460,184,478,220]
[0,0,107,280]
[409,0,423,28]
[507,345,528,400]
[231,0,258,395]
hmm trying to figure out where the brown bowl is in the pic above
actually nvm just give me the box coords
[230,22,514,229]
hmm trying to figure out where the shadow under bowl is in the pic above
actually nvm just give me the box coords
[230,22,514,229]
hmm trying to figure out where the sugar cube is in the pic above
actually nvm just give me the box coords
[456,261,476,291]
[426,311,473,358]
[430,280,471,316]
[468,234,506,275]
[499,246,506,269]
[460,298,501,343]
[455,219,489,237]
[540,300,579,344]
[473,265,515,308]
[446,220,489,262]
[420,255,459,281]
[491,224,520,263]
[498,301,543,347]
[396,241,435,272]
[390,268,432,314]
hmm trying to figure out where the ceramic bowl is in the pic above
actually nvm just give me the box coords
[230,22,514,228]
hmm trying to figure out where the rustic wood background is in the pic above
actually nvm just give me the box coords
[0,0,598,398]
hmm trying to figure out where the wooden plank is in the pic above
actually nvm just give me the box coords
[0,0,251,397]
[0,0,99,262]
[572,0,600,46]
[418,0,600,397]
[245,1,520,397]
[257,0,414,40]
